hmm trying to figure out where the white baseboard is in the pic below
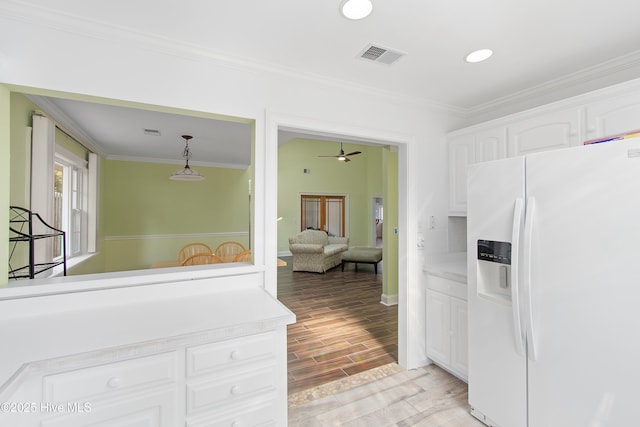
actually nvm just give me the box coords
[278,251,292,257]
[380,293,398,306]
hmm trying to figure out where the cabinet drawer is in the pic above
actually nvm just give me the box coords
[43,352,177,403]
[426,275,467,300]
[186,332,276,377]
[41,388,176,427]
[187,364,277,414]
[188,399,277,427]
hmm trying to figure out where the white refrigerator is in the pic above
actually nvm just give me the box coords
[467,138,640,427]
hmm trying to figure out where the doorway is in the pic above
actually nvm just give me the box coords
[276,135,400,393]
[372,197,383,248]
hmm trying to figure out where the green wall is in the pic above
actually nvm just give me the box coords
[56,127,88,161]
[9,92,38,210]
[277,139,382,252]
[1,86,10,286]
[277,138,398,297]
[102,160,251,272]
[7,92,38,278]
[6,90,252,276]
[382,148,398,297]
[7,92,108,277]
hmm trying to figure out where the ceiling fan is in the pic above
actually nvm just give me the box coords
[318,142,362,162]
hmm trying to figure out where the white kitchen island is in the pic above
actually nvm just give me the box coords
[0,267,295,426]
[424,252,468,381]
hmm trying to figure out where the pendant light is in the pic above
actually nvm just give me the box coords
[169,135,205,181]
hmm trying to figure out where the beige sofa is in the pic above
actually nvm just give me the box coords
[288,229,349,273]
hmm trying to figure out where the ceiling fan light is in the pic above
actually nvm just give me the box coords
[338,155,346,161]
[340,0,373,20]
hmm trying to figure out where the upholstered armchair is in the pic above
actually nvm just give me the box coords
[288,229,349,273]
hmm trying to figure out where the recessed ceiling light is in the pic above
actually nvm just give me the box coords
[465,49,493,63]
[340,0,373,20]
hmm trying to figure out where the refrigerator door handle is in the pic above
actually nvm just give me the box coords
[523,196,538,361]
[510,198,526,356]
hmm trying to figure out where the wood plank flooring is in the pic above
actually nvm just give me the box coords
[277,256,398,394]
[278,255,481,426]
[288,363,484,427]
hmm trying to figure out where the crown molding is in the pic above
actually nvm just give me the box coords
[467,49,640,119]
[26,94,107,155]
[6,0,640,121]
[105,154,249,170]
[0,0,464,116]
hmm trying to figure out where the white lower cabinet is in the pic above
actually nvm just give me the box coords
[21,352,181,427]
[187,399,277,427]
[3,331,288,427]
[426,275,468,380]
[449,297,468,377]
[41,388,177,427]
[185,332,280,426]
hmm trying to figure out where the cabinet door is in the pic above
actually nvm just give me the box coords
[450,297,468,379]
[426,290,451,365]
[448,135,475,215]
[584,91,640,140]
[475,127,506,162]
[41,388,177,427]
[507,108,581,157]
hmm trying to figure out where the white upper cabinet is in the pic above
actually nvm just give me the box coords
[584,91,640,140]
[448,80,640,215]
[507,107,582,157]
[448,135,475,215]
[475,127,507,162]
[448,127,505,215]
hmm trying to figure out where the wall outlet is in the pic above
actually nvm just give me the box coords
[429,215,436,230]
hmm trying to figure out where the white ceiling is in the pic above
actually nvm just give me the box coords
[13,0,640,164]
[28,94,253,168]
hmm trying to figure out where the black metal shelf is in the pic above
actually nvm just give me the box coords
[9,206,67,280]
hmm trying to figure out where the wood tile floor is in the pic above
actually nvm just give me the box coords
[279,255,481,426]
[288,363,484,427]
[277,256,398,394]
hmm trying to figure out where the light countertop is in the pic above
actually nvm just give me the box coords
[0,279,295,389]
[424,251,467,283]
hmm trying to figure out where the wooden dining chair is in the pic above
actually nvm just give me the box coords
[181,253,224,266]
[214,241,246,262]
[232,249,252,263]
[177,243,213,264]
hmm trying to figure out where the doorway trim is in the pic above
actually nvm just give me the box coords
[265,111,417,370]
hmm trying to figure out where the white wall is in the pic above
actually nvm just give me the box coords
[0,9,462,370]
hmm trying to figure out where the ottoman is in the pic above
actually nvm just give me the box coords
[341,246,383,274]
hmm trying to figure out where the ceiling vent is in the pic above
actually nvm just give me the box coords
[359,44,405,65]
[143,128,161,136]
